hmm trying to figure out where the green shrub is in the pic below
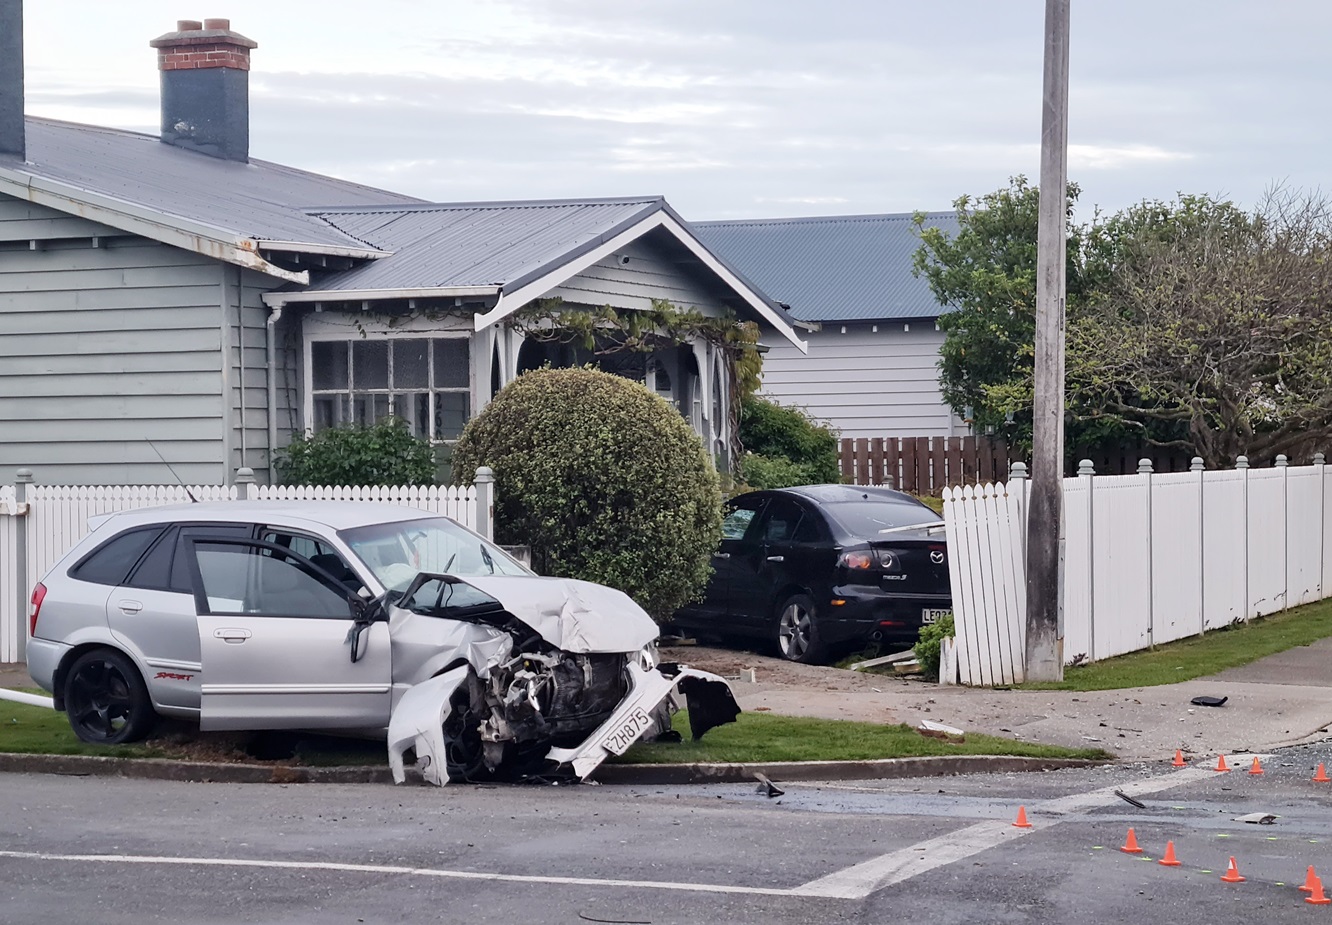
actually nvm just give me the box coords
[274,418,437,486]
[450,367,722,622]
[740,452,817,490]
[914,613,955,682]
[740,395,840,485]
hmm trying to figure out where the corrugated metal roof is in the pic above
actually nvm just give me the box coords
[12,118,422,249]
[691,211,959,322]
[305,197,664,290]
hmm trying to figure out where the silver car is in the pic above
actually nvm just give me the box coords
[26,502,738,784]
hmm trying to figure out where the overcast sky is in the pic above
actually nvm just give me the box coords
[18,1,1331,222]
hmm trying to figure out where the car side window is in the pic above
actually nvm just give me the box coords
[124,527,179,591]
[192,541,353,618]
[792,507,823,543]
[757,498,805,544]
[720,499,767,541]
[69,527,166,586]
[261,529,363,591]
[168,525,254,593]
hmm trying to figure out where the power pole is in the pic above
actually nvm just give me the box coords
[1025,0,1069,682]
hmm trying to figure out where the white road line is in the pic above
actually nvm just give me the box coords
[0,850,834,899]
[800,764,1220,899]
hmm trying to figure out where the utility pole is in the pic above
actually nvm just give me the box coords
[1025,0,1069,682]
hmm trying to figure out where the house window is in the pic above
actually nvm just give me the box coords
[310,337,471,442]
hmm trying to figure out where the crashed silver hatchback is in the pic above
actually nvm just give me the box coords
[26,501,739,784]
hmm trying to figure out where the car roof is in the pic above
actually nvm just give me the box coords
[773,484,925,506]
[92,501,441,533]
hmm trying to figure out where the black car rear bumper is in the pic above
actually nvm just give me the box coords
[820,587,952,646]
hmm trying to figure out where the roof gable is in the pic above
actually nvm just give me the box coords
[693,211,959,323]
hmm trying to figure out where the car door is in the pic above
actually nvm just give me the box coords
[678,496,768,626]
[727,495,808,624]
[186,537,391,732]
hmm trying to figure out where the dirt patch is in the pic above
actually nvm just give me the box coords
[663,643,925,693]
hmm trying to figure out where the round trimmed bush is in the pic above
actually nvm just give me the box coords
[450,366,722,622]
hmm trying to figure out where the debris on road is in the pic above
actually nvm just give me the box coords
[1114,789,1147,809]
[754,772,785,798]
[1234,813,1278,825]
[1190,695,1228,707]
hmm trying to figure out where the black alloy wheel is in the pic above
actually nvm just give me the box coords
[774,593,827,664]
[63,649,157,744]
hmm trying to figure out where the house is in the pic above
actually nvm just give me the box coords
[0,11,806,486]
[693,212,962,439]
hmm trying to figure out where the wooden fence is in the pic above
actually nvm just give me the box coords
[839,436,1198,494]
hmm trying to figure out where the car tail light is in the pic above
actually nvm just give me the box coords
[29,582,46,637]
[877,549,902,572]
[838,550,874,570]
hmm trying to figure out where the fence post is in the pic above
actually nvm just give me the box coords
[1275,454,1289,612]
[474,467,495,541]
[1008,460,1029,557]
[234,467,256,501]
[1077,459,1095,660]
[1191,456,1205,636]
[14,468,33,663]
[1139,458,1155,648]
[1317,452,1327,599]
[1237,455,1250,620]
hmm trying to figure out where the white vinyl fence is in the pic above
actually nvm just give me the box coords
[0,467,492,663]
[942,456,1332,686]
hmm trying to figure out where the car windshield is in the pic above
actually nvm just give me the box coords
[823,500,942,540]
[339,517,530,593]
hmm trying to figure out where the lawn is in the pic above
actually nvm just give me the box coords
[0,700,1107,765]
[1020,596,1332,691]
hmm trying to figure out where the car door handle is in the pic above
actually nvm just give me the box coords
[117,600,142,615]
[766,555,785,563]
[213,628,252,644]
[713,552,731,559]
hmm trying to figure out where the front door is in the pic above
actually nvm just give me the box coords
[187,538,391,731]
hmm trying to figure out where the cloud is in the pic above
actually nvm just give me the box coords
[1069,144,1195,171]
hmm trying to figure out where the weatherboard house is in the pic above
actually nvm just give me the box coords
[0,13,806,485]
[694,213,964,440]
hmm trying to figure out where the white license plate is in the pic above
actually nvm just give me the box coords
[922,608,952,624]
[600,706,654,756]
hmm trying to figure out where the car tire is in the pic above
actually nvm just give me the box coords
[63,649,157,745]
[443,673,491,782]
[774,593,827,664]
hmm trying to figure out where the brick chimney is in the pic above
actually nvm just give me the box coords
[149,18,257,162]
[0,0,24,159]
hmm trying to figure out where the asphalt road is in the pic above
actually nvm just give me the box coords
[6,744,1332,924]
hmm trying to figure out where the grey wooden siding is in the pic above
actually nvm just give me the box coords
[759,323,961,438]
[544,236,726,315]
[0,195,230,484]
[226,268,285,483]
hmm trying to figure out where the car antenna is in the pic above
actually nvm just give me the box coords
[147,440,198,503]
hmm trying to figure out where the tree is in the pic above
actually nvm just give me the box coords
[912,176,1098,452]
[1071,189,1332,467]
[738,395,840,489]
[449,367,722,622]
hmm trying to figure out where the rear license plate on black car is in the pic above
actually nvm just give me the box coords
[922,608,952,624]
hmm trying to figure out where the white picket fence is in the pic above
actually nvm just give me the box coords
[942,458,1332,686]
[0,471,488,663]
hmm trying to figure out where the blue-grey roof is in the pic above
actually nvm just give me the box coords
[12,118,422,249]
[692,211,958,323]
[305,197,666,290]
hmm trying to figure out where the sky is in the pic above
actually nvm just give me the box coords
[16,1,1332,223]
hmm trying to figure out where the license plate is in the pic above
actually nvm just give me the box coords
[922,608,952,624]
[600,706,654,756]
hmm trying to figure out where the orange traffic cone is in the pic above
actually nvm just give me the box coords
[1172,749,1187,767]
[1314,762,1331,783]
[1220,856,1245,883]
[1158,840,1181,867]
[1308,876,1332,906]
[1214,754,1231,773]
[1300,865,1320,893]
[1120,827,1143,854]
[1248,756,1264,776]
[1013,806,1032,829]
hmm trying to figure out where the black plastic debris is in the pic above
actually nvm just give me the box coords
[1190,696,1228,707]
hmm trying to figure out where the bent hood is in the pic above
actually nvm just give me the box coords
[461,575,659,654]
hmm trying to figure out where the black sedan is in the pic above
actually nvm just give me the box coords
[672,485,952,664]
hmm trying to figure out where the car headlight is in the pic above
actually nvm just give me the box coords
[639,643,660,672]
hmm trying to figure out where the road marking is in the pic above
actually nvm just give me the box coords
[0,849,842,900]
[799,765,1219,898]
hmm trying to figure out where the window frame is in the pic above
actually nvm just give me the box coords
[305,332,474,444]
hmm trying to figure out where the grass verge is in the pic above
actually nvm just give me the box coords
[2,701,1107,766]
[611,710,1108,763]
[1020,597,1332,691]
